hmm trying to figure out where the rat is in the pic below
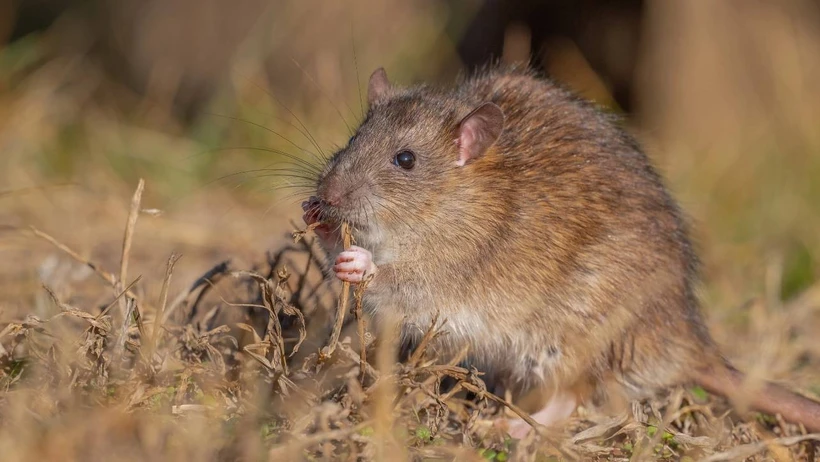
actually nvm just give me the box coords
[300,65,820,436]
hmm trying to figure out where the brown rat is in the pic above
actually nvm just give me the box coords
[301,65,820,436]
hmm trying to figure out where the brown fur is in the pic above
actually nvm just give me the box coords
[311,65,820,431]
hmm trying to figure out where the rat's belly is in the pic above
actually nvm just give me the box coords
[365,294,568,394]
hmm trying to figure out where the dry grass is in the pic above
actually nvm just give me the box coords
[2,181,819,462]
[2,1,820,461]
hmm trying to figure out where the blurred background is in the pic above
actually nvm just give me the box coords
[1,0,820,396]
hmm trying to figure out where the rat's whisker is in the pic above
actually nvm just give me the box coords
[289,57,358,134]
[202,112,320,158]
[193,146,323,177]
[245,172,318,184]
[209,168,317,189]
[351,27,364,118]
[259,187,316,207]
[257,182,315,194]
[240,111,321,156]
[237,75,328,162]
[224,168,318,187]
[362,195,376,221]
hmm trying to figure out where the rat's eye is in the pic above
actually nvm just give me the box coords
[393,150,416,170]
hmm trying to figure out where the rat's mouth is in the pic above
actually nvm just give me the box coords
[301,197,368,236]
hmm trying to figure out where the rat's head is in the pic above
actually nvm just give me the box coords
[313,68,504,250]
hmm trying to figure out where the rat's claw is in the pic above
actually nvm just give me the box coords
[333,246,377,283]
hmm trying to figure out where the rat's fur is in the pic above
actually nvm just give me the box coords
[309,65,820,432]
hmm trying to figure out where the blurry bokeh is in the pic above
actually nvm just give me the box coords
[1,0,820,456]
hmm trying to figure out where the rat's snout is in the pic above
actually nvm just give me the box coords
[316,177,346,207]
[317,157,367,208]
[314,156,373,228]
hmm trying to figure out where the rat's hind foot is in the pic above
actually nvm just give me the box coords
[333,245,377,283]
[500,389,577,439]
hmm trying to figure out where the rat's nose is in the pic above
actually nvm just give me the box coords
[325,192,341,206]
[317,182,344,207]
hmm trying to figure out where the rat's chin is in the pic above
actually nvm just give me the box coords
[327,210,369,233]
[316,215,370,240]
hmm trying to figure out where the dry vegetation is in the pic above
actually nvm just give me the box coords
[2,1,820,461]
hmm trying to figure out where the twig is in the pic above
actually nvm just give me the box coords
[161,259,231,325]
[408,311,444,368]
[236,270,294,376]
[631,388,685,461]
[148,253,181,359]
[29,226,128,294]
[41,284,78,313]
[397,344,469,409]
[118,178,144,309]
[338,342,379,382]
[117,179,145,334]
[460,381,542,433]
[701,433,820,462]
[115,297,137,357]
[319,222,352,361]
[28,224,147,351]
[295,238,314,301]
[260,283,288,375]
[97,276,143,319]
[353,273,372,384]
[292,222,321,243]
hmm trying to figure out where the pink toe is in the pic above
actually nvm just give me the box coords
[335,254,353,264]
[336,271,363,283]
[334,262,362,273]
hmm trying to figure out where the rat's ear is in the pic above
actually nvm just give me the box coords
[368,67,390,106]
[456,102,504,166]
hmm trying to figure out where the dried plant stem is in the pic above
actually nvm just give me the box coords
[262,280,290,376]
[353,274,371,384]
[162,259,231,324]
[292,222,321,243]
[320,222,352,361]
[701,433,820,462]
[408,311,442,368]
[115,297,137,357]
[459,381,542,433]
[118,178,143,305]
[631,388,684,461]
[148,252,181,359]
[116,179,145,339]
[110,180,145,362]
[97,276,143,319]
[29,226,134,298]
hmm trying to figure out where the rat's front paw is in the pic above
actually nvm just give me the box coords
[333,245,377,283]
